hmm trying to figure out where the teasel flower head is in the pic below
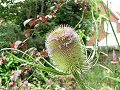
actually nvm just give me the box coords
[45,25,86,74]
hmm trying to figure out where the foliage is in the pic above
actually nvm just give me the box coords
[0,0,120,90]
[0,51,67,89]
[86,62,120,90]
[0,23,23,49]
[0,0,95,48]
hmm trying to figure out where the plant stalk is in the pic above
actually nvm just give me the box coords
[72,70,87,90]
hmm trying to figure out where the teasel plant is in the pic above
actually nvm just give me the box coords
[45,25,96,90]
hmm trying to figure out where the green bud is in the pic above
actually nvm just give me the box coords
[46,25,86,74]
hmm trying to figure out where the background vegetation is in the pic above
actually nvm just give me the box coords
[0,0,120,90]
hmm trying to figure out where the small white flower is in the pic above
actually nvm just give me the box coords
[14,41,22,49]
[10,70,22,81]
[10,75,14,81]
[34,23,40,28]
[39,17,42,20]
[24,80,28,86]
[54,10,58,13]
[54,2,57,5]
[74,0,78,4]
[55,85,60,90]
[50,6,55,10]
[45,15,53,19]
[17,70,22,75]
[0,59,2,65]
[62,88,66,90]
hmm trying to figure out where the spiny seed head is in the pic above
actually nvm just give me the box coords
[46,25,86,73]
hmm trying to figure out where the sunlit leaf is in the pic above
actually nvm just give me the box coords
[23,18,32,27]
[22,42,27,51]
[11,41,22,53]
[25,29,31,37]
[29,18,36,27]
[11,41,22,49]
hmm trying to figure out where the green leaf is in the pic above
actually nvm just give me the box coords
[6,60,13,67]
[7,52,68,75]
[106,76,120,82]
[36,64,68,75]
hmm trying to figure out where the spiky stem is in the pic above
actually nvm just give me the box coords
[72,70,87,90]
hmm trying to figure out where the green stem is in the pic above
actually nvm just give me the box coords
[109,20,120,49]
[72,70,87,90]
[102,2,120,50]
